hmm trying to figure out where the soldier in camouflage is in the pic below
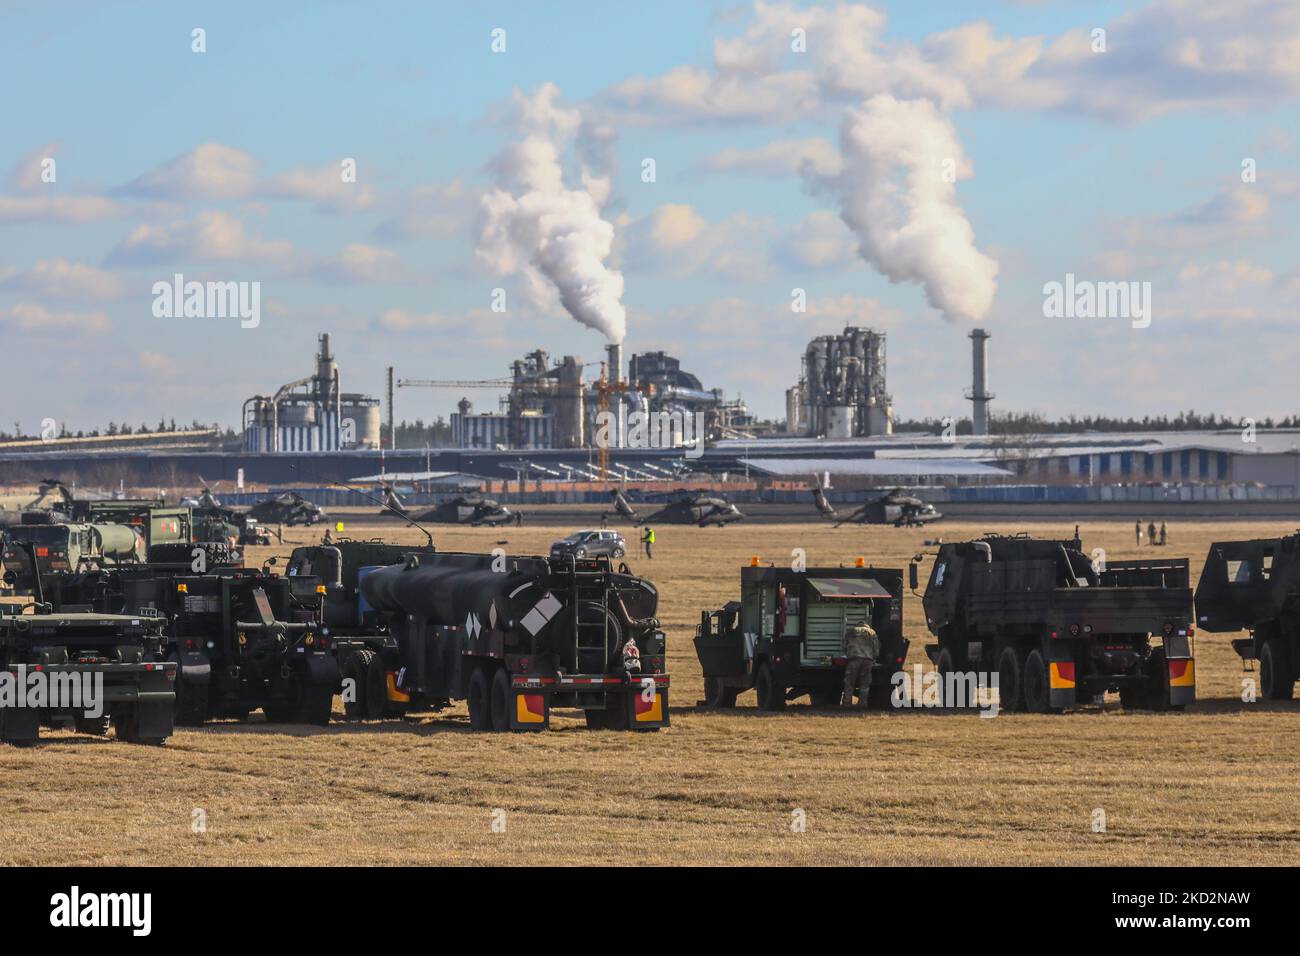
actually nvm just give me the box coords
[842,621,880,708]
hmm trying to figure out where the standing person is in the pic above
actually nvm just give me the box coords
[1147,521,1157,547]
[641,526,655,560]
[1159,521,1167,546]
[1135,521,1142,546]
[841,621,880,708]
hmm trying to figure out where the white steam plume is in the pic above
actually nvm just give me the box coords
[830,94,997,322]
[477,83,626,342]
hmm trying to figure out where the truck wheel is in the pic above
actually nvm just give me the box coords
[341,649,377,719]
[74,714,111,736]
[1260,639,1295,701]
[935,647,956,707]
[489,667,511,732]
[997,646,1024,713]
[809,688,840,707]
[467,666,491,731]
[174,673,209,726]
[1144,648,1175,711]
[584,708,608,729]
[113,708,166,745]
[363,652,388,720]
[754,662,785,711]
[704,676,740,708]
[1022,649,1053,713]
[299,684,334,726]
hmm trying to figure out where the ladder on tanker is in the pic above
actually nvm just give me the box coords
[568,563,613,674]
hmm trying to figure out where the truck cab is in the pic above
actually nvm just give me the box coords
[694,563,908,710]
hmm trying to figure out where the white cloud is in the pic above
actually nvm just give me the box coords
[0,259,124,301]
[0,194,126,224]
[0,302,109,332]
[105,210,295,266]
[117,143,260,200]
[698,137,842,178]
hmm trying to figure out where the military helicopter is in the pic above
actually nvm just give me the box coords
[246,490,326,526]
[811,482,837,521]
[602,488,641,525]
[378,482,408,517]
[641,492,745,527]
[834,488,942,528]
[414,495,517,527]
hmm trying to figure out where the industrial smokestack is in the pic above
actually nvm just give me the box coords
[967,328,993,437]
[606,342,623,385]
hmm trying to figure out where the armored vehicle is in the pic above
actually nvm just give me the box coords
[40,562,333,725]
[919,534,1194,712]
[694,562,908,710]
[285,540,669,731]
[1194,533,1300,699]
[0,552,175,745]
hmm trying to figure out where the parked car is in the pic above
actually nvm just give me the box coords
[551,529,627,560]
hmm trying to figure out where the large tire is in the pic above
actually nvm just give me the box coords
[809,688,840,707]
[704,676,740,708]
[1260,638,1295,701]
[489,666,511,732]
[74,714,111,736]
[299,684,334,726]
[935,647,956,707]
[867,679,897,710]
[467,666,491,731]
[341,648,377,719]
[754,662,785,711]
[174,672,209,727]
[113,708,166,745]
[1023,648,1053,713]
[997,645,1024,713]
[1145,648,1175,711]
[362,652,388,720]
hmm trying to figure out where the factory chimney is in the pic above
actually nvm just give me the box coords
[606,342,623,385]
[966,328,993,437]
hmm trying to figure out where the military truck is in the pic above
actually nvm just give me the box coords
[694,562,908,710]
[0,549,175,744]
[919,534,1195,712]
[2,519,146,578]
[1194,533,1300,700]
[285,540,669,731]
[65,500,193,550]
[39,558,334,725]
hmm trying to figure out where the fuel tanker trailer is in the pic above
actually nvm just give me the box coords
[349,548,669,731]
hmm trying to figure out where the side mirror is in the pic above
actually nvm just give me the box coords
[266,556,278,566]
[2,570,15,586]
[908,562,919,590]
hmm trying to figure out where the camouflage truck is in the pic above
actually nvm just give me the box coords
[694,562,908,710]
[1194,533,1300,700]
[39,554,334,725]
[285,539,669,731]
[66,500,193,551]
[919,534,1195,712]
[0,548,175,744]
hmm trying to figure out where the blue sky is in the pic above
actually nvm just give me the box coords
[2,0,1298,433]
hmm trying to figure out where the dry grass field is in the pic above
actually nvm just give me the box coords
[2,513,1298,866]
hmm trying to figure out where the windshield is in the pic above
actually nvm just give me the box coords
[10,526,72,546]
[560,533,586,544]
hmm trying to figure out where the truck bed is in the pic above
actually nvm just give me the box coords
[967,585,1192,632]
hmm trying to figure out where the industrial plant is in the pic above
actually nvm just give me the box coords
[443,342,751,451]
[787,327,894,438]
[242,334,382,452]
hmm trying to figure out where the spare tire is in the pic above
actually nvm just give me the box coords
[550,600,624,674]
